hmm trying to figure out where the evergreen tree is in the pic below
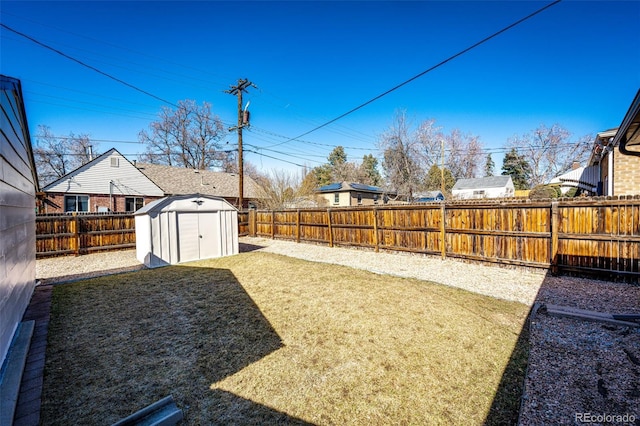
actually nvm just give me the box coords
[359,154,381,186]
[424,164,455,193]
[327,146,347,167]
[484,154,495,177]
[501,148,532,190]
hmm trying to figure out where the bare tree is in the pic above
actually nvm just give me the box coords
[445,129,484,179]
[507,124,592,187]
[139,99,225,169]
[219,154,262,181]
[34,125,98,186]
[378,111,425,200]
[254,169,318,209]
[415,118,442,170]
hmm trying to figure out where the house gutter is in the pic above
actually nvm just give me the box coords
[615,89,640,157]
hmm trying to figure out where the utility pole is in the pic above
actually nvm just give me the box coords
[225,78,256,209]
[441,138,445,195]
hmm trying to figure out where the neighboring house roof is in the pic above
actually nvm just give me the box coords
[413,191,445,201]
[587,128,618,166]
[136,163,264,199]
[615,89,640,157]
[452,176,512,191]
[549,165,599,192]
[43,148,164,196]
[317,181,386,194]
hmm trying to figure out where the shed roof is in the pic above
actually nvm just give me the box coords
[136,163,264,199]
[452,176,512,191]
[134,194,237,215]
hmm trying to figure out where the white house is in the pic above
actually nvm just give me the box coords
[42,148,165,213]
[452,176,515,199]
[0,75,39,370]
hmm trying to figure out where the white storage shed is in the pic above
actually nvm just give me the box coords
[134,194,239,268]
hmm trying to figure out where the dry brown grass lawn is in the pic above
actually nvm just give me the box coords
[41,251,530,425]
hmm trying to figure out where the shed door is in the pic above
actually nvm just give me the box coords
[177,212,219,263]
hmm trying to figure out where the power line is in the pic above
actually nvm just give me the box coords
[265,0,562,148]
[1,23,178,108]
[244,149,308,168]
[2,10,235,86]
[250,127,373,151]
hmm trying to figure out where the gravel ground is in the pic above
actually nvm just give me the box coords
[35,237,640,424]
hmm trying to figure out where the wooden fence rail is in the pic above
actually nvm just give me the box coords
[36,210,252,258]
[36,213,136,257]
[36,199,640,281]
[249,197,640,281]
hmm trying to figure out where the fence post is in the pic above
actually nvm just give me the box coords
[440,203,446,260]
[372,208,379,252]
[551,201,559,275]
[248,209,255,237]
[271,211,275,239]
[296,209,301,243]
[73,212,80,256]
[327,208,334,247]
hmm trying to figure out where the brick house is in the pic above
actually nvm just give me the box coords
[587,90,640,196]
[41,149,266,212]
[41,148,165,213]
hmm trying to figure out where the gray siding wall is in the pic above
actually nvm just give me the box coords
[0,77,37,368]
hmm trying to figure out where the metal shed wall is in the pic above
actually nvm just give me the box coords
[135,195,239,268]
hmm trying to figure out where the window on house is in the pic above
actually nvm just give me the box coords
[334,193,339,204]
[125,197,144,212]
[357,193,362,204]
[110,157,119,167]
[473,190,485,197]
[374,194,379,204]
[65,195,89,212]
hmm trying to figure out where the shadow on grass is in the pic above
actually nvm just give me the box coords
[484,270,558,425]
[42,265,288,424]
[239,242,266,253]
[483,303,532,425]
[38,264,146,285]
[208,389,314,425]
[191,267,283,384]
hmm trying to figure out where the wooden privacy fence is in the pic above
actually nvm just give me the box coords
[36,211,251,258]
[237,211,250,237]
[248,197,640,281]
[36,213,136,257]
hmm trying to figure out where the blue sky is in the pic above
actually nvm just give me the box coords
[2,1,639,174]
